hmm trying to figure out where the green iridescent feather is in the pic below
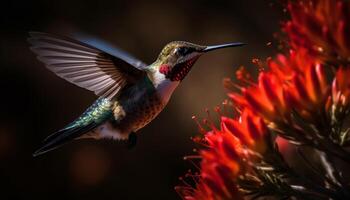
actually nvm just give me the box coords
[65,98,113,129]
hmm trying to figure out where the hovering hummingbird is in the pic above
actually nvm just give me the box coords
[28,32,244,156]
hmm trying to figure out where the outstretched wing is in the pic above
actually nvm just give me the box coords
[28,32,147,100]
[75,34,148,70]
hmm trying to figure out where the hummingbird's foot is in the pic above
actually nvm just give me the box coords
[127,132,137,149]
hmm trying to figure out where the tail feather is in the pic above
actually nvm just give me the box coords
[33,122,97,157]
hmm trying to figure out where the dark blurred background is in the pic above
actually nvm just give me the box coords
[0,0,283,199]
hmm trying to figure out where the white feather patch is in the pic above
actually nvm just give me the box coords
[83,122,130,140]
[150,70,179,103]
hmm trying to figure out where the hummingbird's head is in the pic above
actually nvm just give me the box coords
[154,41,245,81]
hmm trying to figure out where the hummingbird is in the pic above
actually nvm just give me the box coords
[28,32,244,156]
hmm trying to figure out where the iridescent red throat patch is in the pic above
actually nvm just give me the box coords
[159,57,199,81]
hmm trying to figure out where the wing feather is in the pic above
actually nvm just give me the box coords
[28,32,146,100]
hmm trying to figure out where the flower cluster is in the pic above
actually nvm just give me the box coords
[285,0,350,65]
[177,0,350,199]
[232,49,329,123]
[230,49,333,146]
[176,110,271,200]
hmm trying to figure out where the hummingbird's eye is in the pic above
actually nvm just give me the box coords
[174,47,188,56]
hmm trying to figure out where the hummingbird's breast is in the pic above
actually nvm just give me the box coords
[111,75,174,135]
[89,71,179,141]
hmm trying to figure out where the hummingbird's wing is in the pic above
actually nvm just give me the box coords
[28,32,147,100]
[75,34,148,70]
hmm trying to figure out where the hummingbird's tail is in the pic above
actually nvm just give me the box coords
[33,122,98,157]
[33,98,113,157]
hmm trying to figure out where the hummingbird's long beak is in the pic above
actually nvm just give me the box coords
[202,42,246,52]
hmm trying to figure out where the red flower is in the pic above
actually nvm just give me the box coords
[285,0,350,65]
[276,51,329,121]
[228,72,288,122]
[177,110,270,200]
[220,109,269,153]
[229,49,330,124]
